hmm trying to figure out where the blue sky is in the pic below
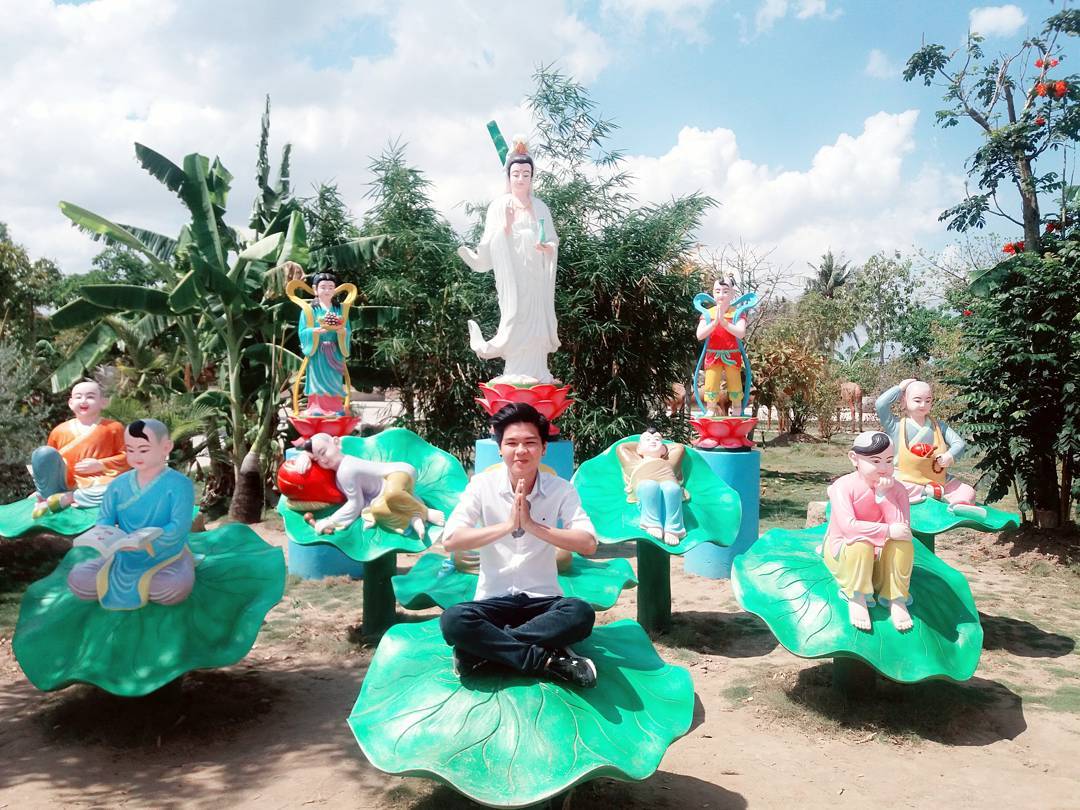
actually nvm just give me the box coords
[6,1,1076,281]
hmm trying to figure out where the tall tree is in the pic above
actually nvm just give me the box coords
[850,253,912,367]
[905,10,1080,252]
[805,250,852,298]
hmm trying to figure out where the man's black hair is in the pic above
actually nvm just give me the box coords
[491,403,550,445]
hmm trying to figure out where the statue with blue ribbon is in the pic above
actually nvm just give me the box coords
[690,276,760,450]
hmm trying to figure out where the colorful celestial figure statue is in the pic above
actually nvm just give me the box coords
[824,431,914,633]
[616,428,688,546]
[67,419,196,610]
[29,379,129,519]
[875,378,980,512]
[286,268,358,417]
[292,433,446,538]
[696,275,748,416]
[458,134,560,384]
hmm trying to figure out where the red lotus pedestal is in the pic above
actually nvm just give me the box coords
[690,416,758,450]
[287,414,361,443]
[475,382,574,435]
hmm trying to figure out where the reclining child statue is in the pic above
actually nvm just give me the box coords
[616,428,689,546]
[291,433,445,538]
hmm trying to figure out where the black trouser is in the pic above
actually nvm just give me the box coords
[440,593,596,675]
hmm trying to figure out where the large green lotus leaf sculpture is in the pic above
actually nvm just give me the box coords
[731,525,982,683]
[0,496,100,539]
[393,552,638,612]
[909,497,1020,540]
[13,524,285,696]
[572,436,741,554]
[277,428,468,562]
[348,618,693,808]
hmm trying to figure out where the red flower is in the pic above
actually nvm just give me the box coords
[1036,82,1049,97]
[1035,116,1046,126]
[962,309,974,317]
[1055,80,1068,98]
[1046,220,1059,233]
[1003,243,1016,254]
[1051,58,1060,68]
[1015,240,1025,252]
[1035,58,1044,69]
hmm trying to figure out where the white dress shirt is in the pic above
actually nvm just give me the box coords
[442,465,596,601]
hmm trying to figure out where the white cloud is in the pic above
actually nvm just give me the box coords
[750,0,840,36]
[865,48,899,79]
[969,5,1028,38]
[600,0,716,41]
[0,0,609,274]
[620,111,962,279]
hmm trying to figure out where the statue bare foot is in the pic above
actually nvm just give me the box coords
[662,531,682,546]
[847,594,871,631]
[642,525,663,541]
[427,508,446,526]
[888,598,913,632]
[410,516,427,539]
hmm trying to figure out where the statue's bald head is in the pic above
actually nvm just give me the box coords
[902,381,934,417]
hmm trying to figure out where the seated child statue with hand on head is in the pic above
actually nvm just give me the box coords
[67,419,196,610]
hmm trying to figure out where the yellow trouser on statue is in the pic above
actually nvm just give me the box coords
[823,538,913,601]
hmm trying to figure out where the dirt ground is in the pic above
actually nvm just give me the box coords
[1,443,1079,809]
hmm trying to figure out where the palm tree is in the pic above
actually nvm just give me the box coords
[805,250,852,298]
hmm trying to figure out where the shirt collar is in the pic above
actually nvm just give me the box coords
[496,465,546,499]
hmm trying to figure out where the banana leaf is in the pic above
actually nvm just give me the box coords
[58,201,171,276]
[50,297,117,330]
[277,209,309,268]
[393,552,638,612]
[80,284,172,316]
[278,429,467,562]
[731,525,983,683]
[348,618,694,808]
[48,321,118,392]
[12,524,285,695]
[180,154,227,274]
[135,142,186,196]
[310,235,389,272]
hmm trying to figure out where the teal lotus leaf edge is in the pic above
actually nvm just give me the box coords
[392,552,638,612]
[12,523,285,696]
[731,525,983,683]
[347,618,694,808]
[572,435,742,554]
[277,428,468,562]
[0,496,100,539]
[909,497,1020,538]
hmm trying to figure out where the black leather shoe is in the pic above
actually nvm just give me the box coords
[544,650,597,688]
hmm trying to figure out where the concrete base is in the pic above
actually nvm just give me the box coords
[683,449,761,580]
[287,539,365,580]
[475,438,575,481]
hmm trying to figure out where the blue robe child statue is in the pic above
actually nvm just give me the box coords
[67,418,197,610]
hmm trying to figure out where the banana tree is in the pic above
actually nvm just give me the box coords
[51,138,388,522]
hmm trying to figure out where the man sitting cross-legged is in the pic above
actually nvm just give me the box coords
[439,403,600,688]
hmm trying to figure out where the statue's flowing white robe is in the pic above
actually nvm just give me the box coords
[462,194,560,383]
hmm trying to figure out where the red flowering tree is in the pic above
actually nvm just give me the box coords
[905,10,1080,253]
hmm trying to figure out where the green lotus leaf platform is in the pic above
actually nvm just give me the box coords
[348,618,694,808]
[13,523,286,696]
[277,428,468,563]
[0,496,102,539]
[909,498,1020,550]
[572,436,742,554]
[731,525,983,683]
[392,552,638,612]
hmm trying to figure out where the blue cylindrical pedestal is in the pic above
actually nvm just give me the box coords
[684,449,760,579]
[474,438,575,481]
[287,539,365,580]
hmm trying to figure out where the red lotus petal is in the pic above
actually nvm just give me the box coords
[531,384,558,399]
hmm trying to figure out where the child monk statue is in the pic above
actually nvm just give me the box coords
[616,429,688,546]
[696,276,747,416]
[875,378,978,509]
[29,379,128,518]
[823,431,914,632]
